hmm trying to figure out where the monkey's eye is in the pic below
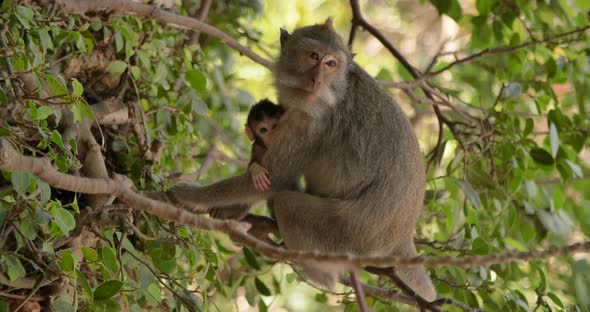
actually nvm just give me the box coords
[272,123,278,129]
[326,60,337,67]
[310,52,320,60]
[259,127,268,134]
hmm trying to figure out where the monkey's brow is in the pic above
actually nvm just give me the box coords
[302,48,345,63]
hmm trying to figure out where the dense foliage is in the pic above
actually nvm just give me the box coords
[0,0,589,311]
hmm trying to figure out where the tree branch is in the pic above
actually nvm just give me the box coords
[56,0,273,69]
[429,25,590,76]
[1,138,590,270]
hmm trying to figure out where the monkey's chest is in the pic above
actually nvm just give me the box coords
[303,151,364,199]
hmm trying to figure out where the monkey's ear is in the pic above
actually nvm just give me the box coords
[321,17,334,31]
[245,125,255,141]
[280,28,291,48]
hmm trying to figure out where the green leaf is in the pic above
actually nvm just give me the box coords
[19,211,37,240]
[430,0,452,15]
[186,69,207,93]
[258,298,268,312]
[50,207,76,236]
[546,58,557,78]
[94,280,123,301]
[523,118,534,137]
[11,172,33,195]
[107,60,128,76]
[50,130,66,150]
[376,68,393,81]
[0,255,26,281]
[530,148,554,165]
[471,237,490,255]
[575,274,590,305]
[0,300,8,312]
[547,292,564,308]
[52,300,75,312]
[15,6,34,28]
[536,267,547,293]
[130,65,141,80]
[71,78,84,97]
[315,293,328,303]
[101,247,120,275]
[146,283,162,302]
[476,0,494,15]
[69,102,94,124]
[455,179,481,209]
[60,250,77,272]
[76,269,93,299]
[39,28,54,52]
[446,0,463,21]
[114,31,124,53]
[254,277,271,296]
[16,6,34,20]
[504,237,527,252]
[43,73,67,96]
[82,247,99,262]
[35,106,53,120]
[243,248,261,270]
[95,298,121,311]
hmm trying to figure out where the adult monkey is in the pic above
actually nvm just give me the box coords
[150,19,436,301]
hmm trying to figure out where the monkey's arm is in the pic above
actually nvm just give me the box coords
[146,112,313,210]
[146,173,269,213]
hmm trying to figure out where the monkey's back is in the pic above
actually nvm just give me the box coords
[302,63,425,254]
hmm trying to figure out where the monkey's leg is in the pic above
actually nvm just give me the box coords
[272,191,363,288]
[350,270,370,312]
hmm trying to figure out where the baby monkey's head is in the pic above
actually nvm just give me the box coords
[246,99,285,147]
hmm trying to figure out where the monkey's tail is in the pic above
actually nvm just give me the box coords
[395,265,436,302]
[301,261,341,289]
[394,243,436,302]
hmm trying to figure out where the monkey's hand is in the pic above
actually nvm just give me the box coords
[249,162,271,191]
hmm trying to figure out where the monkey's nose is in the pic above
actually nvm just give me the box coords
[311,78,320,89]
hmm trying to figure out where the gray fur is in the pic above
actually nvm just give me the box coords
[149,21,436,301]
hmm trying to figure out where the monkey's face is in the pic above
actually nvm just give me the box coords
[250,116,280,147]
[275,19,352,115]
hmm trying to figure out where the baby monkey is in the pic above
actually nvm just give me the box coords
[245,98,284,192]
[208,99,285,241]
